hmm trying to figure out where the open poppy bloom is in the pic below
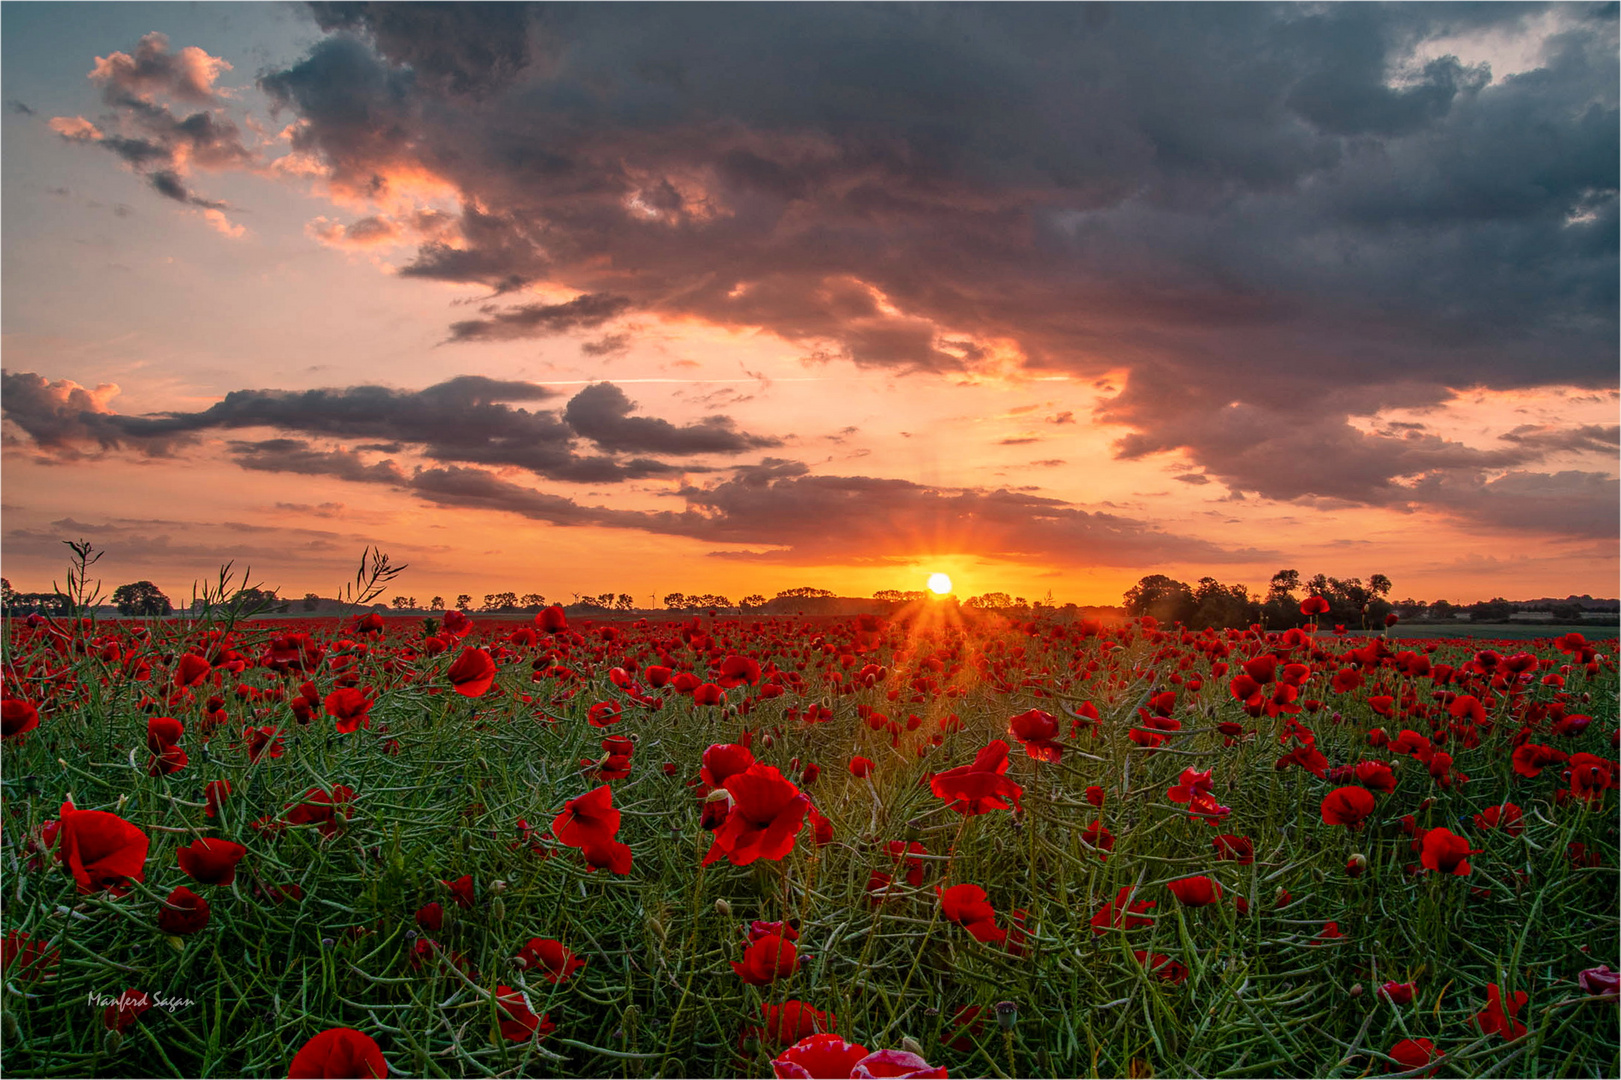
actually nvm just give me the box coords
[1133,950,1189,985]
[177,837,247,886]
[848,756,875,778]
[103,988,152,1032]
[1388,1038,1439,1077]
[773,1033,870,1079]
[849,1049,948,1078]
[1007,708,1062,761]
[1379,981,1416,1005]
[1473,803,1523,837]
[1167,875,1222,907]
[1,698,40,740]
[441,874,475,908]
[1419,828,1479,876]
[513,938,585,983]
[445,650,498,700]
[929,741,1023,816]
[703,763,809,867]
[1091,886,1155,934]
[55,801,149,896]
[701,743,756,788]
[938,883,1006,945]
[752,1001,838,1049]
[2,931,60,983]
[1211,834,1253,864]
[1474,983,1527,1040]
[288,1027,388,1078]
[732,932,799,984]
[1320,786,1375,827]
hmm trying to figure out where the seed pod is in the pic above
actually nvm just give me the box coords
[995,1001,1018,1031]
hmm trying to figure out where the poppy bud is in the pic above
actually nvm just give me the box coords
[492,880,508,893]
[902,1036,924,1056]
[1350,983,1364,998]
[995,1001,1018,1031]
[1347,853,1367,878]
[715,898,733,917]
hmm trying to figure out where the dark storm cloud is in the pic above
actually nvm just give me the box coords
[563,382,781,455]
[2,371,766,482]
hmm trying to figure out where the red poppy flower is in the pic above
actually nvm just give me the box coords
[174,653,212,688]
[177,837,247,886]
[552,785,621,847]
[148,744,189,776]
[514,938,585,984]
[441,875,475,908]
[1300,595,1330,616]
[1081,820,1114,860]
[849,1049,948,1078]
[1320,786,1375,827]
[1007,708,1062,761]
[1379,981,1416,1006]
[940,1006,985,1053]
[885,841,927,886]
[493,985,556,1042]
[1473,803,1523,837]
[1167,875,1222,907]
[755,1001,838,1049]
[1166,768,1213,804]
[848,756,874,778]
[284,786,357,836]
[692,682,727,707]
[701,743,756,788]
[1212,835,1253,865]
[103,988,152,1032]
[537,605,568,634]
[2,930,60,983]
[929,740,1023,816]
[157,885,211,935]
[587,701,622,727]
[718,654,762,687]
[938,883,1005,944]
[1091,886,1155,934]
[1133,950,1189,985]
[773,1033,870,1079]
[447,648,497,697]
[415,902,443,932]
[324,688,374,733]
[146,715,184,751]
[1388,1038,1439,1077]
[288,1027,388,1078]
[1566,752,1613,802]
[1,698,40,739]
[732,932,799,984]
[1578,966,1620,997]
[1085,785,1105,807]
[243,725,286,763]
[1511,743,1566,778]
[1420,828,1479,876]
[1474,983,1527,1040]
[703,763,810,867]
[56,802,149,896]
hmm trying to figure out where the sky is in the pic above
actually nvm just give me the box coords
[2,2,1616,609]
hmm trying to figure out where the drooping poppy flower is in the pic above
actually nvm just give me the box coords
[703,763,810,867]
[848,756,874,778]
[929,741,1023,816]
[493,985,556,1042]
[773,1033,870,1079]
[1167,876,1222,907]
[732,932,799,984]
[1474,983,1527,1040]
[1007,708,1062,761]
[1212,835,1254,865]
[103,988,152,1032]
[287,1027,388,1078]
[1091,886,1155,935]
[446,648,497,697]
[176,837,247,886]
[56,801,149,896]
[157,885,211,935]
[1320,786,1375,827]
[1419,828,1479,876]
[849,1049,949,1078]
[1,698,40,739]
[2,930,60,983]
[513,938,585,984]
[938,883,1005,945]
[1577,966,1620,997]
[1388,1038,1439,1077]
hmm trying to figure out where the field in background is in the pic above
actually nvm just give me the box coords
[2,609,1616,1078]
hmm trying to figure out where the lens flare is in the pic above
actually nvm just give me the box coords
[927,573,952,595]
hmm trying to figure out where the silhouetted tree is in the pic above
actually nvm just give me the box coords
[112,581,173,616]
[302,592,321,611]
[1122,575,1196,625]
[454,594,472,611]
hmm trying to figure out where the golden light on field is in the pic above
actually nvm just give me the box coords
[927,572,953,595]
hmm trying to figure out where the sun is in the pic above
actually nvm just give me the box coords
[927,572,953,595]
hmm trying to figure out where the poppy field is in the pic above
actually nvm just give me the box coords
[1,599,1617,1079]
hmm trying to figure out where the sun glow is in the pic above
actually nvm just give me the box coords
[927,572,952,595]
